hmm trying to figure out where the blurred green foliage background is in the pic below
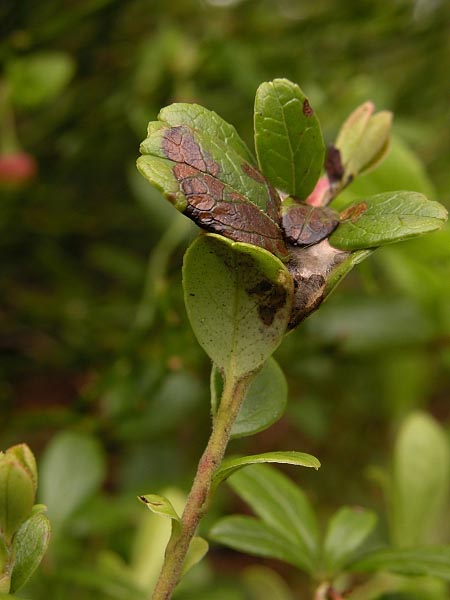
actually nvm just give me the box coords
[1,0,449,598]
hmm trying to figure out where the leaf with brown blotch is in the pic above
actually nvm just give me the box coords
[138,123,289,260]
[281,199,340,246]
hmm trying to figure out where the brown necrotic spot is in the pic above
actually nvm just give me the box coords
[247,279,287,326]
[162,126,219,175]
[303,99,314,117]
[340,201,369,223]
[162,126,289,259]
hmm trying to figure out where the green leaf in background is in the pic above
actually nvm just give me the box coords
[322,506,377,574]
[10,513,51,593]
[353,546,450,581]
[242,565,294,600]
[209,515,308,569]
[183,234,293,380]
[7,52,75,108]
[137,115,286,254]
[0,455,35,542]
[390,412,450,547]
[39,431,106,533]
[56,551,146,600]
[158,103,255,164]
[211,357,288,438]
[218,463,320,571]
[329,191,447,250]
[212,451,320,492]
[254,78,325,199]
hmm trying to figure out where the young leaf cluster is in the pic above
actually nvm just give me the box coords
[0,444,50,595]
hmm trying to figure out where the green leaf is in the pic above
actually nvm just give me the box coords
[211,357,288,438]
[254,78,325,199]
[329,191,447,250]
[183,234,293,380]
[209,516,308,570]
[390,412,450,547]
[7,52,75,108]
[56,553,146,600]
[10,513,51,593]
[39,431,106,532]
[0,456,35,542]
[353,546,450,581]
[213,452,320,491]
[158,103,255,164]
[181,536,209,577]
[242,565,294,600]
[220,463,320,571]
[137,117,286,256]
[322,506,377,574]
[138,494,181,522]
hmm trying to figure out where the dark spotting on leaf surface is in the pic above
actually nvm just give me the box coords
[241,162,281,223]
[161,126,289,260]
[281,202,340,246]
[302,99,314,117]
[247,279,288,326]
[340,201,369,223]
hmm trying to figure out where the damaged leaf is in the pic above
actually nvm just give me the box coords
[330,191,448,250]
[158,103,255,164]
[137,115,287,259]
[281,198,340,246]
[183,234,293,380]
